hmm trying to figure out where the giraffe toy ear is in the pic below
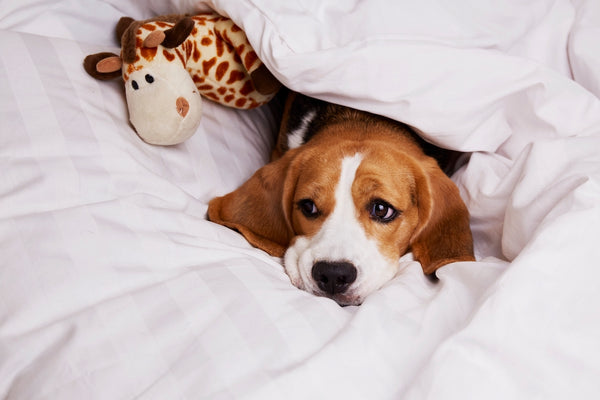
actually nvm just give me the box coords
[96,56,122,74]
[83,52,122,80]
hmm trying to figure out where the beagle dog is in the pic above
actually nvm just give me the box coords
[208,92,474,306]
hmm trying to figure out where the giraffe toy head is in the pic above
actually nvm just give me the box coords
[84,13,280,146]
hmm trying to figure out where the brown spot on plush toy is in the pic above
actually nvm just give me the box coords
[84,13,280,146]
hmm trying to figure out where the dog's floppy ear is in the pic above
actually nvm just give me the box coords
[410,159,475,274]
[207,152,298,257]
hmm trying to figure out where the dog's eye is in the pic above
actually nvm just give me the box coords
[368,199,398,223]
[297,199,320,219]
[145,74,154,84]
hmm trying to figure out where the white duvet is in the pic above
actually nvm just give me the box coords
[1,0,599,398]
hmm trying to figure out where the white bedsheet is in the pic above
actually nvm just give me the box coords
[1,0,599,399]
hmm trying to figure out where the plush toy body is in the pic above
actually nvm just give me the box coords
[84,13,280,145]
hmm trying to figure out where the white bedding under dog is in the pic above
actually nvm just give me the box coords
[1,0,599,398]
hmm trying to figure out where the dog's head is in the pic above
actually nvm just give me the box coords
[208,123,474,305]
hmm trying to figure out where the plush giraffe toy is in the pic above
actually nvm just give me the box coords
[84,13,280,145]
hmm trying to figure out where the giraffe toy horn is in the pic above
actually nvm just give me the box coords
[142,17,196,50]
[161,17,195,48]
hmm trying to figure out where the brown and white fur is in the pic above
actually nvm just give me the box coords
[208,92,474,306]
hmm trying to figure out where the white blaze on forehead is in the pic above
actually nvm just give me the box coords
[284,153,399,305]
[322,153,365,261]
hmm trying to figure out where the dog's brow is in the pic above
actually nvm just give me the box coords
[355,177,381,195]
[296,182,323,203]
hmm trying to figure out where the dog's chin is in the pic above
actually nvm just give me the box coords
[317,291,363,307]
[290,275,365,306]
[282,263,362,306]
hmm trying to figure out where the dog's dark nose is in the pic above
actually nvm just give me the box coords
[311,261,357,295]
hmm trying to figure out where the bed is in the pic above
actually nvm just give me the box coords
[1,0,599,398]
